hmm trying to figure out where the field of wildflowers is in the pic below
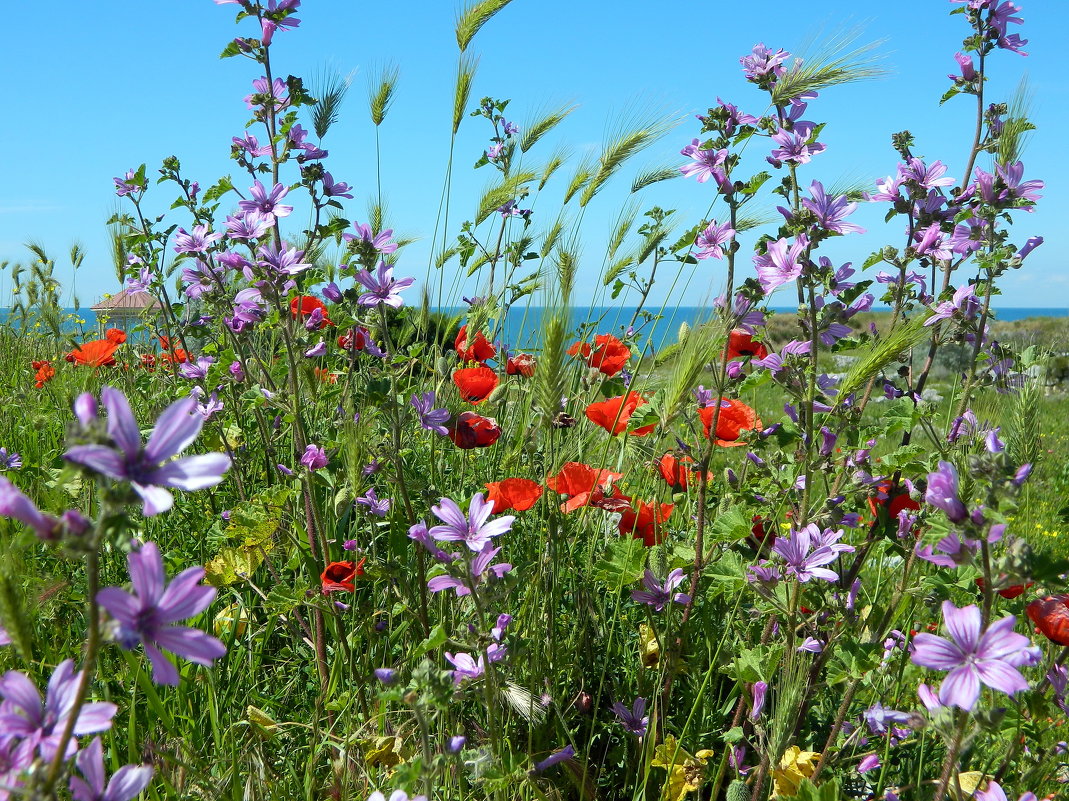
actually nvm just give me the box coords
[0,1,1066,800]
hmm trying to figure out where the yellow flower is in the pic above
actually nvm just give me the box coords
[639,623,661,669]
[951,771,991,800]
[213,602,249,637]
[772,745,821,798]
[361,736,408,768]
[651,735,715,801]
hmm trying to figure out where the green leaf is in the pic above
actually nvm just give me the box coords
[784,779,842,801]
[709,507,753,543]
[592,539,648,591]
[720,644,783,683]
[411,624,448,661]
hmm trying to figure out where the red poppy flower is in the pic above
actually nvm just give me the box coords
[724,329,768,361]
[455,325,496,364]
[698,399,762,446]
[485,478,543,513]
[448,412,502,449]
[139,353,157,370]
[749,515,776,549]
[568,334,631,376]
[618,500,674,547]
[321,558,366,593]
[867,480,922,520]
[290,295,333,328]
[338,327,371,351]
[1027,596,1069,646]
[506,353,536,377]
[104,328,127,344]
[159,335,174,350]
[160,348,189,365]
[976,577,1033,600]
[656,453,710,489]
[66,339,120,367]
[32,360,55,388]
[585,392,653,436]
[453,365,499,404]
[546,462,624,513]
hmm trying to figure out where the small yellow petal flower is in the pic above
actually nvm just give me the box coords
[772,745,821,798]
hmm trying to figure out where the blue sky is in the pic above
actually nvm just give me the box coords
[0,0,1063,309]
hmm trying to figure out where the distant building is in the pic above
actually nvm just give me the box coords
[90,289,162,332]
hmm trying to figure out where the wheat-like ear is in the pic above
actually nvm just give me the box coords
[661,320,724,423]
[836,312,933,402]
[771,29,886,107]
[475,171,537,225]
[579,114,678,207]
[519,103,577,152]
[631,165,679,193]
[25,240,49,266]
[607,201,640,262]
[540,212,568,257]
[435,244,462,270]
[538,145,571,190]
[563,158,595,205]
[733,211,776,233]
[453,54,479,135]
[555,247,578,300]
[0,568,33,663]
[533,311,568,429]
[309,69,351,139]
[366,63,399,127]
[603,250,636,286]
[500,681,547,723]
[456,0,515,52]
[1006,369,1042,469]
[997,78,1035,166]
[366,199,389,234]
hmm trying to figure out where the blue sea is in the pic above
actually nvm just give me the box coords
[3,306,1065,351]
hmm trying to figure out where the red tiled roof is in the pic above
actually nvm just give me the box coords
[90,289,162,311]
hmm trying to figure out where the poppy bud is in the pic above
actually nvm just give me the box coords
[574,692,592,714]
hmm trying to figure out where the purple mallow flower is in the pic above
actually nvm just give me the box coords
[64,387,231,516]
[427,542,511,596]
[355,488,391,517]
[0,659,117,761]
[679,140,728,184]
[533,745,575,774]
[428,493,514,553]
[300,444,328,471]
[173,225,223,254]
[754,235,808,294]
[911,601,1031,711]
[69,737,154,801]
[694,219,736,260]
[802,181,864,235]
[237,180,293,224]
[631,569,690,611]
[976,782,1037,801]
[97,542,225,686]
[0,448,21,471]
[444,651,485,685]
[771,524,854,583]
[864,703,910,735]
[925,461,968,523]
[770,122,825,165]
[344,222,398,254]
[612,697,649,737]
[412,391,449,436]
[750,681,768,721]
[355,262,414,309]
